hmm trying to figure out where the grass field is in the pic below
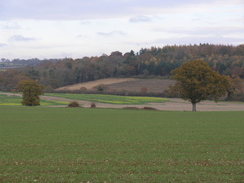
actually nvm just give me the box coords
[0,94,68,106]
[44,93,169,105]
[0,106,243,182]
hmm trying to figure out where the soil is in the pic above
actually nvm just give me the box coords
[1,92,244,111]
[55,78,137,91]
[55,78,176,93]
[107,79,175,93]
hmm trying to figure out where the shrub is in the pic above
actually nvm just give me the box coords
[80,87,87,91]
[225,93,244,102]
[68,101,80,108]
[44,85,54,93]
[123,107,140,110]
[90,102,96,108]
[140,87,148,96]
[143,106,157,110]
[93,84,109,93]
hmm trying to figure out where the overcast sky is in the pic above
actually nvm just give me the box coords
[0,0,243,60]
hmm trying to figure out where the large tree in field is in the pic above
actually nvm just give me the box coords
[169,60,230,111]
[17,80,44,106]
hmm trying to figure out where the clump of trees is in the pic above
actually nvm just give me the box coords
[169,60,230,111]
[16,80,44,106]
[226,75,243,100]
[0,44,243,100]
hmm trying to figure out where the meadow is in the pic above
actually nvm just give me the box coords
[44,93,169,105]
[0,106,243,182]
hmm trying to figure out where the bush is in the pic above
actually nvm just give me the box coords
[44,85,54,93]
[90,102,96,108]
[225,93,244,102]
[123,107,140,110]
[140,87,148,96]
[93,84,109,93]
[80,87,87,92]
[143,106,157,110]
[68,101,80,107]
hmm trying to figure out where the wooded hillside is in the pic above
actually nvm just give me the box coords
[0,44,243,92]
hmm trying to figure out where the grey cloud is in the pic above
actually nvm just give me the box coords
[1,0,234,20]
[9,35,36,42]
[0,43,7,47]
[97,31,127,37]
[1,22,21,29]
[129,16,152,23]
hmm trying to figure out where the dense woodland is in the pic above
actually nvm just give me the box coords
[0,44,244,94]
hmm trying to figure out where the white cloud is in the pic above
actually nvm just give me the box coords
[97,31,127,37]
[9,35,37,42]
[153,26,244,36]
[0,0,243,59]
[129,16,152,23]
[1,0,241,20]
[76,34,88,38]
[0,43,7,47]
[1,22,21,29]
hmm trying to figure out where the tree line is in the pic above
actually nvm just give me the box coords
[0,44,243,93]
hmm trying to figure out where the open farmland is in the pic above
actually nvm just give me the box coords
[1,92,244,111]
[107,79,175,93]
[55,78,138,91]
[0,94,68,106]
[44,93,169,105]
[0,106,243,182]
[55,78,175,93]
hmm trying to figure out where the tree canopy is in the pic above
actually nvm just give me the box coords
[17,80,44,106]
[0,44,243,98]
[169,60,230,111]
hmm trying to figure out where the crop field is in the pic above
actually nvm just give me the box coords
[0,94,68,106]
[55,78,175,94]
[0,106,243,182]
[44,93,169,105]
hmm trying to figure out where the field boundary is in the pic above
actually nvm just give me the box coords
[1,92,244,111]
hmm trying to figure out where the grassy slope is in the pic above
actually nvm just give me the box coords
[0,106,243,182]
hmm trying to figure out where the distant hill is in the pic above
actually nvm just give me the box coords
[55,78,175,94]
[1,44,243,93]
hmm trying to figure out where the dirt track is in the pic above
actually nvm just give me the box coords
[1,92,244,111]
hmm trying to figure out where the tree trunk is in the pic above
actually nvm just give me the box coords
[192,103,197,112]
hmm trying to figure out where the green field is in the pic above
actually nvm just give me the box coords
[44,93,169,105]
[0,94,68,106]
[0,106,243,182]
